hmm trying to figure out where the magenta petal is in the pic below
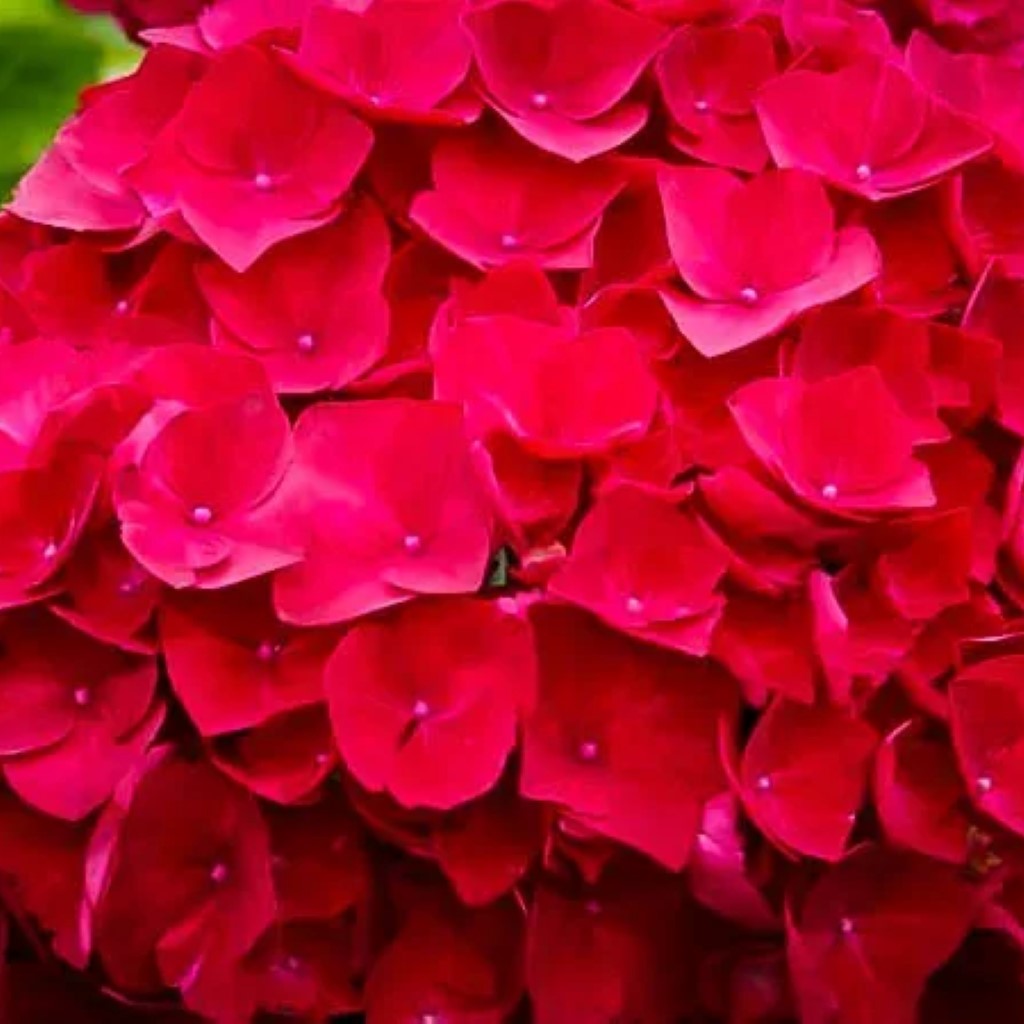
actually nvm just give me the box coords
[660,228,879,356]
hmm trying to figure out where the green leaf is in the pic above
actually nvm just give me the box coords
[87,16,143,81]
[0,23,100,176]
[0,1,141,200]
[0,0,63,21]
[484,547,513,590]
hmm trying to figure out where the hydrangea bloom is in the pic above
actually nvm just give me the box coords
[3,0,1024,1020]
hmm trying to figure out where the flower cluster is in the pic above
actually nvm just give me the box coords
[4,0,1024,1020]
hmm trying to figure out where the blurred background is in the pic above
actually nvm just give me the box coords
[0,0,138,198]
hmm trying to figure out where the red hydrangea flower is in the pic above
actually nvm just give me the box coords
[208,704,337,804]
[549,481,729,653]
[114,386,302,588]
[948,652,1024,836]
[442,321,658,456]
[273,398,493,624]
[129,45,374,271]
[160,580,334,735]
[712,585,821,705]
[410,126,625,269]
[463,0,666,160]
[780,0,895,60]
[18,238,208,351]
[526,861,694,1024]
[325,596,535,808]
[963,260,1024,434]
[264,792,370,923]
[916,0,1024,61]
[729,697,878,861]
[148,0,310,54]
[861,189,965,315]
[787,845,980,1024]
[0,340,138,608]
[688,792,779,931]
[907,31,1024,169]
[432,264,661,460]
[756,58,991,200]
[433,771,545,905]
[949,158,1024,274]
[788,305,999,440]
[521,604,738,869]
[658,166,879,355]
[657,23,777,172]
[197,196,391,393]
[88,752,276,1001]
[365,882,524,1023]
[0,787,92,966]
[729,366,937,515]
[291,0,476,123]
[1000,452,1024,605]
[874,720,973,863]
[0,609,161,821]
[51,523,163,653]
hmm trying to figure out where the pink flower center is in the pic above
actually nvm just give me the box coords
[210,862,229,885]
[41,541,58,560]
[403,533,423,554]
[739,286,759,305]
[499,233,519,251]
[821,483,839,501]
[274,954,302,975]
[191,505,214,526]
[114,299,130,316]
[694,98,710,113]
[256,640,281,662]
[578,739,600,762]
[754,774,772,792]
[530,92,550,110]
[412,699,430,720]
[73,687,91,707]
[625,595,644,616]
[854,163,872,182]
[977,775,993,794]
[296,332,316,354]
[839,917,855,936]
[254,172,274,191]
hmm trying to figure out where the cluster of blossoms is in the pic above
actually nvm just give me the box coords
[5,0,1024,1020]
